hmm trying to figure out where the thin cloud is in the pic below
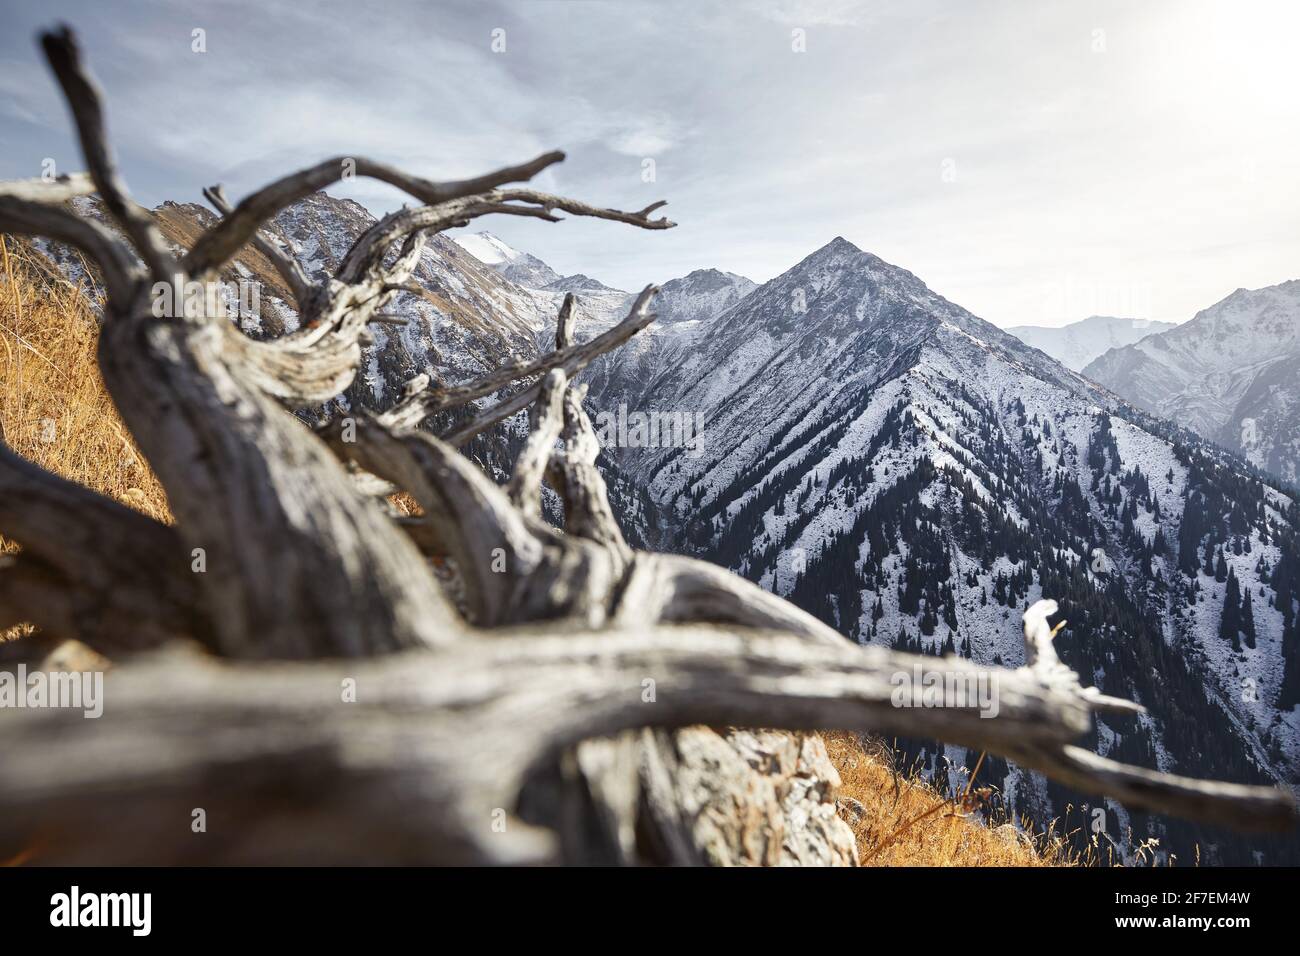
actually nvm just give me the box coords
[0,0,1296,326]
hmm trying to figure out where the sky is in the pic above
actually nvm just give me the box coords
[1,0,1298,327]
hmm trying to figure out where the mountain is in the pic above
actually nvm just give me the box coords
[453,230,563,288]
[653,268,758,325]
[596,237,1300,864]
[1083,281,1300,484]
[577,268,757,421]
[544,273,617,293]
[1007,315,1177,372]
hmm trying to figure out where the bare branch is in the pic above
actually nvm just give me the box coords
[556,384,631,565]
[0,442,207,652]
[184,151,564,278]
[383,284,658,440]
[323,412,618,627]
[215,224,435,406]
[506,368,568,519]
[1,621,1289,863]
[0,194,142,309]
[495,189,674,230]
[337,198,553,284]
[220,322,365,405]
[39,27,177,281]
[202,183,311,306]
[615,553,849,649]
[0,172,95,203]
[554,292,577,349]
[1021,600,1145,715]
[93,306,460,658]
[337,184,674,286]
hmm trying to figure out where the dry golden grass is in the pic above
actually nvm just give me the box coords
[823,730,1083,866]
[0,239,170,521]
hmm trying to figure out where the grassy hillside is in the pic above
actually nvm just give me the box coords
[0,239,168,520]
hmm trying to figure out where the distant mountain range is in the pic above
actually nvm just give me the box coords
[1083,281,1300,484]
[36,195,1300,864]
[1007,315,1177,372]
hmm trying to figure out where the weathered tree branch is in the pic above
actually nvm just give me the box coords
[0,172,95,203]
[324,412,619,628]
[1021,600,1144,716]
[556,384,631,567]
[0,442,207,652]
[202,183,311,306]
[506,368,568,520]
[184,152,565,279]
[494,189,673,230]
[1,621,1291,865]
[554,291,577,350]
[40,27,177,281]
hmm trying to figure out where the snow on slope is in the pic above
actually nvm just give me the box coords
[453,230,564,289]
[452,231,519,265]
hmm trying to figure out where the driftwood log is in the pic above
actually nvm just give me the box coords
[0,27,1293,865]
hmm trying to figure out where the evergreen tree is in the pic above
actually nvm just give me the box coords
[1241,590,1256,649]
[1220,568,1242,651]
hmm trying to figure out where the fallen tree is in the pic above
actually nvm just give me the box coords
[0,26,1293,865]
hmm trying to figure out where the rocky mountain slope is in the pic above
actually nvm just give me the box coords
[1007,315,1176,372]
[1083,281,1300,484]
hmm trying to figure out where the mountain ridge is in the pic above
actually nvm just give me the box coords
[1084,279,1300,483]
[1007,315,1178,372]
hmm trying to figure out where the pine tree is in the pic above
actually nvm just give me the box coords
[1220,568,1242,651]
[1241,589,1256,649]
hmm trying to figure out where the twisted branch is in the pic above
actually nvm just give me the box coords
[184,152,565,279]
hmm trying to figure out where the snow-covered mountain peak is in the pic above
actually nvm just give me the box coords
[452,231,521,266]
[453,230,563,288]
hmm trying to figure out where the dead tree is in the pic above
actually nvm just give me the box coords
[0,27,1293,865]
